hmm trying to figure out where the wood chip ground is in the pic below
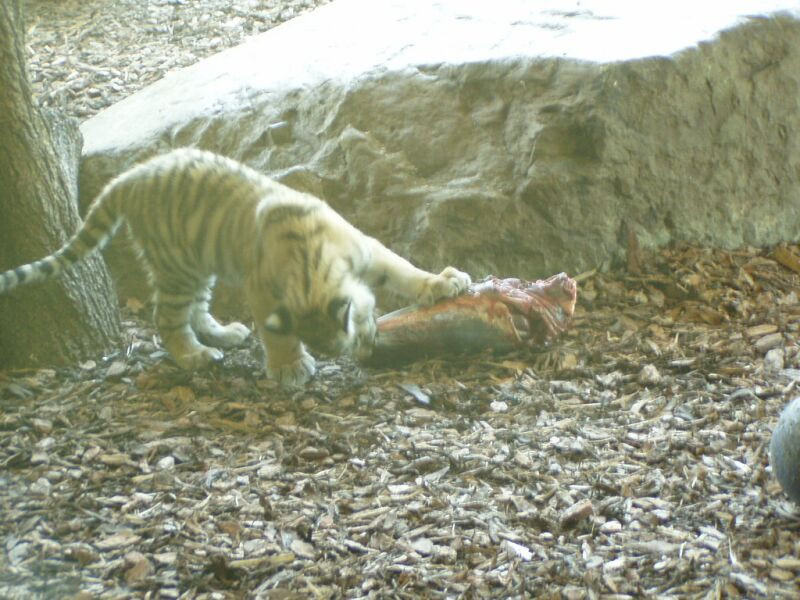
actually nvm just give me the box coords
[3,1,800,597]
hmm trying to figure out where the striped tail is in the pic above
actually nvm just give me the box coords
[0,192,122,294]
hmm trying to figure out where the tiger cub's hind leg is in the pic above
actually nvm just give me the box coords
[189,280,251,349]
[154,287,223,369]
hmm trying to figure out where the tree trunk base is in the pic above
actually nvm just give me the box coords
[0,107,121,369]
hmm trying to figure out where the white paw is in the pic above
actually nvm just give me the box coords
[210,321,251,348]
[417,266,472,305]
[349,290,377,359]
[267,348,316,388]
[352,314,377,360]
[173,345,224,369]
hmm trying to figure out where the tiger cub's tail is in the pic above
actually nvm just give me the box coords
[0,191,122,294]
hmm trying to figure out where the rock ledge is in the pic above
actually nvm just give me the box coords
[79,0,800,290]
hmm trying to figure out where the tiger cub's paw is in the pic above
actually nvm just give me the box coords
[417,266,472,305]
[352,315,377,360]
[349,288,378,359]
[173,345,224,369]
[268,348,316,388]
[194,315,251,349]
[208,321,251,348]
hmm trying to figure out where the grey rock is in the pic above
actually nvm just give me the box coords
[156,456,176,471]
[765,347,785,371]
[638,364,661,386]
[771,396,800,503]
[29,477,52,496]
[78,0,800,306]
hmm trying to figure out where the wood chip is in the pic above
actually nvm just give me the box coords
[754,332,784,353]
[774,245,800,274]
[560,499,594,528]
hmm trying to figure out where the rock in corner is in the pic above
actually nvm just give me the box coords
[79,0,800,299]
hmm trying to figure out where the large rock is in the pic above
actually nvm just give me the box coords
[79,0,800,306]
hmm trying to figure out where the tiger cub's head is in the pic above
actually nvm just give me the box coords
[264,278,377,359]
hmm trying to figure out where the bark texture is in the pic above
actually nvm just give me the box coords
[0,0,120,368]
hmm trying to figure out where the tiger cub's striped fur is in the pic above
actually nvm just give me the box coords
[0,148,471,386]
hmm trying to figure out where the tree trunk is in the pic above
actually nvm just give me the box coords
[0,0,120,369]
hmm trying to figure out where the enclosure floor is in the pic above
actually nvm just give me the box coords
[2,1,799,596]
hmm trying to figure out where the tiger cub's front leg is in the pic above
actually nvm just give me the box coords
[415,265,473,305]
[246,288,316,387]
[364,238,471,305]
[259,328,316,387]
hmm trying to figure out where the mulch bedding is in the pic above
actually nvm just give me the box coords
[3,0,800,597]
[3,243,800,599]
[23,0,330,121]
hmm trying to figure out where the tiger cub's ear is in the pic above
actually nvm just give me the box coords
[328,297,351,334]
[264,306,292,335]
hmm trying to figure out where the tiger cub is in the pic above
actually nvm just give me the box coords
[0,148,471,386]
